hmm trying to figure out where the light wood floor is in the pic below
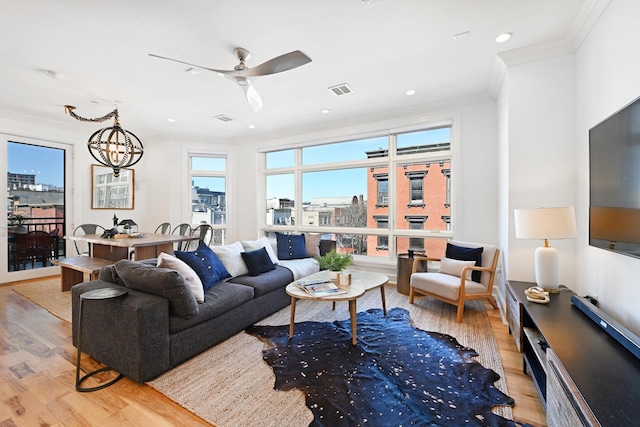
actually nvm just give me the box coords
[0,277,546,426]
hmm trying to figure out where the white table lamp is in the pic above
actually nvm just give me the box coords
[514,206,577,292]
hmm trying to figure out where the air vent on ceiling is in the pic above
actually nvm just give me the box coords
[214,114,234,122]
[328,83,353,97]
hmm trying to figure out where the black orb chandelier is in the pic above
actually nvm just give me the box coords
[64,105,144,177]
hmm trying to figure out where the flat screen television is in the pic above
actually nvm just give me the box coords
[589,95,640,258]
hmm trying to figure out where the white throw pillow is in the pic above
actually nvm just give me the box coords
[211,241,249,278]
[241,236,280,264]
[438,256,476,281]
[157,252,205,303]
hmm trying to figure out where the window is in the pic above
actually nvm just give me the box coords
[406,171,426,206]
[262,125,452,259]
[189,155,226,245]
[374,174,388,207]
[406,216,427,251]
[374,215,389,250]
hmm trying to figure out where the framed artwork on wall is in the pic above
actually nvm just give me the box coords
[91,164,135,209]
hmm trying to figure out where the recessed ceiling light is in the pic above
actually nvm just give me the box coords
[43,69,63,79]
[406,90,416,96]
[321,109,330,114]
[495,32,512,43]
[248,124,256,129]
[167,118,176,123]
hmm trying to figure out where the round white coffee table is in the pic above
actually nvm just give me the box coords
[285,270,389,345]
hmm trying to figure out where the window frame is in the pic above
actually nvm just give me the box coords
[188,153,228,244]
[259,121,455,262]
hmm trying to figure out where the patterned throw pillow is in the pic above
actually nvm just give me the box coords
[175,242,231,290]
[276,232,307,260]
[157,252,205,302]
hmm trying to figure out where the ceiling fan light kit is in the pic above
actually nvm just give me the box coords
[149,47,312,112]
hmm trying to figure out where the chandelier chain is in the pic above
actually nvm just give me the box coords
[64,105,119,123]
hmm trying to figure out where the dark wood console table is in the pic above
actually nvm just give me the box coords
[507,280,640,426]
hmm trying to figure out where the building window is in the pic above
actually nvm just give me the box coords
[374,174,389,207]
[406,216,427,251]
[405,171,427,207]
[374,215,388,250]
[442,169,451,208]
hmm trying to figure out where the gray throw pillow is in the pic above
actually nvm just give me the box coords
[114,260,198,319]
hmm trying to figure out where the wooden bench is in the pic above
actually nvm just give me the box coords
[51,256,115,291]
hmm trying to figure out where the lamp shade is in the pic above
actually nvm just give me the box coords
[514,206,577,240]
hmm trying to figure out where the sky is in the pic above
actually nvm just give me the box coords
[8,142,64,188]
[7,127,450,197]
[265,128,450,201]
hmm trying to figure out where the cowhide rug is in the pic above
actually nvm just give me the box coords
[246,307,521,427]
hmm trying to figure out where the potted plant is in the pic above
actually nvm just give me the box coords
[315,250,353,281]
[8,213,26,225]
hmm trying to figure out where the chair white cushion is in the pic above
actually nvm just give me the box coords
[449,240,498,287]
[437,257,475,281]
[410,272,486,301]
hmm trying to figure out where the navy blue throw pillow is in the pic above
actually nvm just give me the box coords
[175,242,231,290]
[445,243,483,283]
[241,247,276,276]
[276,232,307,260]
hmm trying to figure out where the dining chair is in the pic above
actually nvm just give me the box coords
[73,224,106,256]
[188,223,214,250]
[172,223,192,251]
[154,222,172,234]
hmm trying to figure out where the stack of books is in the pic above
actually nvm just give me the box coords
[295,278,347,297]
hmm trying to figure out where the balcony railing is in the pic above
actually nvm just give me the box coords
[8,217,66,271]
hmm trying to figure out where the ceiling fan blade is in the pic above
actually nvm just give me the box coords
[244,50,311,77]
[240,81,263,112]
[148,53,233,75]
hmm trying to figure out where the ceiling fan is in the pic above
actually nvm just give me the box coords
[149,48,312,112]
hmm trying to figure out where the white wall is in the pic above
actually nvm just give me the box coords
[576,0,640,335]
[233,102,500,279]
[503,54,578,290]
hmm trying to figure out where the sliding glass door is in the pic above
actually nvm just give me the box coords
[1,136,70,283]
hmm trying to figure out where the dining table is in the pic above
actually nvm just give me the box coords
[65,232,199,262]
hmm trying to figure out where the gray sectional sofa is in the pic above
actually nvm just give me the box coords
[71,238,335,383]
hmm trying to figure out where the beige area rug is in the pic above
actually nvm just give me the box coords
[149,284,513,427]
[12,278,71,323]
[11,278,512,426]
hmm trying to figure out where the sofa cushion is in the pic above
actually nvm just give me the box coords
[228,265,294,298]
[168,281,255,334]
[157,252,205,302]
[114,260,198,319]
[445,243,483,283]
[303,233,323,257]
[438,256,475,281]
[241,237,279,264]
[241,247,276,276]
[276,232,307,260]
[211,241,249,278]
[175,242,230,291]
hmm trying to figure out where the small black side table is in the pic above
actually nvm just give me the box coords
[75,287,128,392]
[396,253,427,295]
